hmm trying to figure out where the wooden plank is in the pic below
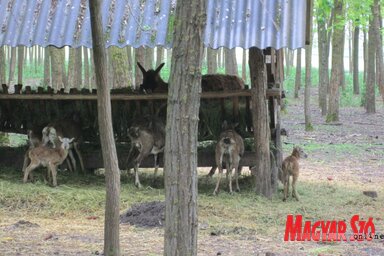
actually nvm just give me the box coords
[0,146,257,170]
[0,89,281,100]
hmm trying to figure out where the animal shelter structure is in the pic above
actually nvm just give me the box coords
[0,0,310,175]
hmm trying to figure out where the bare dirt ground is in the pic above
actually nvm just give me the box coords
[1,93,383,255]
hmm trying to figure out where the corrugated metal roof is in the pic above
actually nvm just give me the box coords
[0,0,307,50]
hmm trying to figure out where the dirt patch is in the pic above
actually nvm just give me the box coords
[120,201,165,227]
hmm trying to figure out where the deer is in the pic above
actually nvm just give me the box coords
[127,115,166,188]
[42,117,85,173]
[280,146,308,201]
[23,136,74,187]
[213,121,244,195]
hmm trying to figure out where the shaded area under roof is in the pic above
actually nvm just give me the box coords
[0,0,307,50]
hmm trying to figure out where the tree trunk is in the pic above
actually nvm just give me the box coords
[8,47,16,86]
[156,46,164,67]
[17,46,24,86]
[352,25,360,95]
[249,47,272,198]
[163,0,205,255]
[50,47,65,92]
[109,47,130,88]
[305,9,313,131]
[317,20,329,114]
[327,0,344,122]
[0,47,5,85]
[84,47,90,89]
[242,49,247,83]
[363,30,368,84]
[145,47,154,70]
[134,47,145,88]
[373,0,384,102]
[224,48,238,76]
[207,48,217,74]
[294,48,302,98]
[89,1,121,255]
[348,24,353,74]
[43,48,51,87]
[126,46,134,88]
[365,3,376,113]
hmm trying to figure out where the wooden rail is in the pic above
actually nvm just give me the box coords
[0,146,257,170]
[0,88,280,100]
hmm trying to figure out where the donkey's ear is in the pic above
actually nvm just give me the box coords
[155,63,165,73]
[137,62,146,74]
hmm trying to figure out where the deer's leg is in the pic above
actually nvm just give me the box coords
[73,142,85,172]
[207,166,217,177]
[67,149,77,172]
[23,161,39,183]
[153,154,159,177]
[227,165,233,194]
[292,174,299,201]
[213,166,224,195]
[234,162,240,193]
[283,174,289,201]
[49,163,58,187]
[22,151,33,181]
[133,153,146,188]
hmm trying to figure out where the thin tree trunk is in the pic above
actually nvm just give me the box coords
[363,30,368,84]
[0,47,5,85]
[207,48,217,74]
[249,47,272,198]
[89,1,121,255]
[163,0,205,254]
[83,47,90,89]
[8,47,16,86]
[156,46,164,67]
[348,24,353,74]
[366,2,377,113]
[294,49,302,98]
[50,47,65,92]
[327,0,344,122]
[134,47,145,88]
[224,48,238,76]
[317,20,329,115]
[145,47,154,70]
[242,49,247,83]
[126,46,133,88]
[352,25,360,94]
[43,48,51,87]
[74,48,82,89]
[17,46,24,86]
[305,9,313,131]
[109,47,130,88]
[373,0,384,102]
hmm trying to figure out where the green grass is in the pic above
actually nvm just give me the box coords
[1,166,382,240]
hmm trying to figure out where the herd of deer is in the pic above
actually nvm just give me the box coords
[21,62,307,201]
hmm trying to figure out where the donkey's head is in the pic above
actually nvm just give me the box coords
[137,62,167,93]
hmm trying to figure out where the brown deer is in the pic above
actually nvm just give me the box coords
[23,136,74,187]
[281,146,308,201]
[127,115,165,188]
[42,117,85,173]
[213,121,244,195]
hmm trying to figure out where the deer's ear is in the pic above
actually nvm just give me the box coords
[58,136,63,142]
[69,138,75,143]
[222,120,228,130]
[137,62,146,74]
[155,63,165,73]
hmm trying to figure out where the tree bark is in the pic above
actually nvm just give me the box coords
[89,1,121,255]
[327,0,344,122]
[373,0,384,102]
[352,25,360,94]
[207,48,218,74]
[242,49,247,83]
[156,46,164,67]
[0,47,5,85]
[305,9,313,131]
[294,49,302,98]
[224,48,238,76]
[109,47,130,88]
[249,47,271,198]
[8,47,16,86]
[163,0,206,255]
[366,3,377,113]
[17,46,24,86]
[43,48,51,87]
[83,47,90,89]
[50,47,66,92]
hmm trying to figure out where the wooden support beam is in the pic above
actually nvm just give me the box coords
[0,146,257,171]
[0,89,280,100]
